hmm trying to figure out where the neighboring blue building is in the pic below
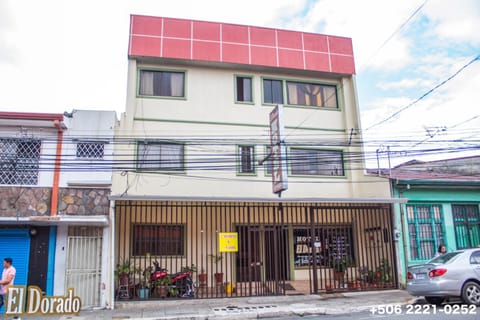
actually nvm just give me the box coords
[372,156,480,287]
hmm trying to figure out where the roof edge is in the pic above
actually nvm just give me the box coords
[110,195,406,204]
[0,112,64,121]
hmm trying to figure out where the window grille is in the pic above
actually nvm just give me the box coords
[132,224,184,256]
[0,138,41,185]
[452,205,480,249]
[238,145,255,174]
[76,142,105,159]
[406,204,444,260]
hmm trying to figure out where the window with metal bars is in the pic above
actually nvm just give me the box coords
[452,204,480,249]
[0,138,41,185]
[406,204,445,260]
[132,224,184,256]
[238,145,255,174]
[76,142,105,159]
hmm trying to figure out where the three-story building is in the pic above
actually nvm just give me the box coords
[111,15,399,302]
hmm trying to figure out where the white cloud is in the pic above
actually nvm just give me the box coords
[0,0,17,64]
[298,0,426,72]
[1,0,479,170]
[377,78,432,90]
[423,0,480,44]
[127,0,307,29]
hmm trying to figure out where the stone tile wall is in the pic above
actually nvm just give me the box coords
[0,187,110,217]
[0,187,51,217]
[58,188,110,216]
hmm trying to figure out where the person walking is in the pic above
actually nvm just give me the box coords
[0,257,16,310]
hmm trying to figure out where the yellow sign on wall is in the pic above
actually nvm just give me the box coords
[218,232,238,252]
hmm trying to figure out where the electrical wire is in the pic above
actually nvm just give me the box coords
[365,54,480,131]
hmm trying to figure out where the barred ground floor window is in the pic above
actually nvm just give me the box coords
[406,204,445,260]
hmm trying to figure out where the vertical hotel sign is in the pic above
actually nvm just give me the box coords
[269,104,288,194]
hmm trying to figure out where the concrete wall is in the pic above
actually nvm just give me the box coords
[60,110,117,188]
[113,60,389,200]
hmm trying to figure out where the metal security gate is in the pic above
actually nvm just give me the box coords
[66,227,103,307]
[306,205,397,293]
[114,201,397,300]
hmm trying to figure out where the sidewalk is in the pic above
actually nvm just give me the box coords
[3,290,415,320]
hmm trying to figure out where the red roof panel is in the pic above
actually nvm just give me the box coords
[129,15,355,75]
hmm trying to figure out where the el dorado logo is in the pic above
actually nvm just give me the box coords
[5,286,81,316]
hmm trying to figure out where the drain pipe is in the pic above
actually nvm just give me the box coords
[51,119,64,216]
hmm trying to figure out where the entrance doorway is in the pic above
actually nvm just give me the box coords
[236,225,289,283]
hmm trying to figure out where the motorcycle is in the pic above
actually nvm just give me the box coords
[148,261,195,298]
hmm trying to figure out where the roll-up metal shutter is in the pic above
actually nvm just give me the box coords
[0,229,30,312]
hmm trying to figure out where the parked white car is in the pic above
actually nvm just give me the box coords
[407,248,480,305]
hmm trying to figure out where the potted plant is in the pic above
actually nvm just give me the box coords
[198,267,208,287]
[375,258,392,287]
[181,264,197,273]
[155,276,171,298]
[115,259,132,286]
[209,254,223,284]
[138,267,151,299]
[331,256,352,282]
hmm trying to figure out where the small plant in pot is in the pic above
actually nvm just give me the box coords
[181,264,197,273]
[115,259,132,286]
[209,254,223,284]
[155,276,171,298]
[198,268,208,286]
[330,256,352,282]
[138,267,151,299]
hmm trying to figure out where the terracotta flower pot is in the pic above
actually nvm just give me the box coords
[199,273,208,286]
[214,272,223,284]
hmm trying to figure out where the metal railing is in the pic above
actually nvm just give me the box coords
[114,201,397,300]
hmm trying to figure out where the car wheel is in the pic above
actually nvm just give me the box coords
[461,281,480,306]
[424,296,444,305]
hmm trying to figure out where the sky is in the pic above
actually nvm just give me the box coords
[0,0,479,168]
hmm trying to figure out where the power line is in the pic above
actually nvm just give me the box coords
[359,0,429,70]
[365,54,480,131]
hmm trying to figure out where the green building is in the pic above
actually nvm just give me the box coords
[375,156,480,287]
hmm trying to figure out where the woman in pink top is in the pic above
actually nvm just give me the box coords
[0,257,16,309]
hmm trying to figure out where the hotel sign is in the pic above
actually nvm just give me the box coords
[5,286,81,317]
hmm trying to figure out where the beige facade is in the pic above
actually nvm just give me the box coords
[113,60,389,200]
[111,16,397,302]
